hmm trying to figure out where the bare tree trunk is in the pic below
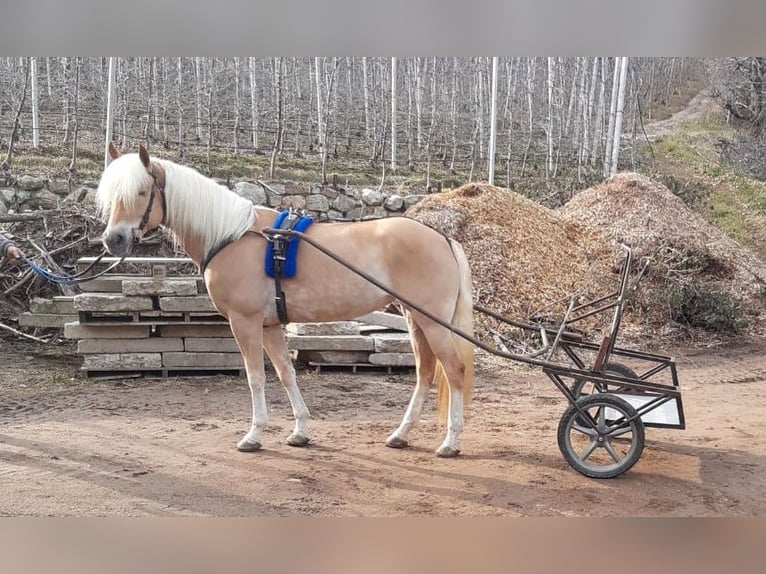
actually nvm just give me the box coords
[177,58,184,157]
[195,57,204,141]
[269,57,284,180]
[233,57,241,153]
[68,57,81,174]
[590,57,607,166]
[546,57,555,186]
[609,57,629,177]
[161,57,169,148]
[362,56,371,148]
[449,57,458,172]
[2,58,30,169]
[521,58,536,178]
[314,57,324,167]
[604,57,621,176]
[249,57,259,150]
[206,58,214,174]
[506,58,518,189]
[45,57,52,97]
[62,57,70,144]
[319,58,340,183]
[487,56,498,185]
[390,57,397,171]
[105,57,116,168]
[31,56,39,148]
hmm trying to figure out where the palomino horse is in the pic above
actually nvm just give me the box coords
[98,144,474,457]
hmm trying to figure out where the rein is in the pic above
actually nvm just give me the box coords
[22,249,125,286]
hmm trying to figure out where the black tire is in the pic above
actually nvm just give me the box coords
[557,393,645,479]
[571,362,639,399]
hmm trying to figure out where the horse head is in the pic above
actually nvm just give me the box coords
[98,143,167,256]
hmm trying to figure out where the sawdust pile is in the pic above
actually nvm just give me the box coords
[406,183,616,332]
[559,172,766,331]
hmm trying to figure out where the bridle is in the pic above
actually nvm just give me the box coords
[21,161,169,286]
[135,162,167,243]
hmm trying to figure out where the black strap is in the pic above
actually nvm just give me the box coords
[272,234,289,324]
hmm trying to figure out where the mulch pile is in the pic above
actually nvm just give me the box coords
[559,172,766,338]
[406,183,617,340]
[408,175,766,345]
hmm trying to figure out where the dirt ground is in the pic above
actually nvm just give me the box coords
[1,334,764,517]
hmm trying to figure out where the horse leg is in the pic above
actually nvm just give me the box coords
[386,314,436,449]
[262,325,312,447]
[229,314,269,452]
[418,320,467,458]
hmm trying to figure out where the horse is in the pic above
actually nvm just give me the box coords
[97,144,474,457]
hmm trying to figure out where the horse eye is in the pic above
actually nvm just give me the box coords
[138,191,147,197]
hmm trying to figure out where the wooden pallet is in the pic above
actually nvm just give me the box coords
[307,361,413,374]
[78,311,228,325]
[83,366,246,380]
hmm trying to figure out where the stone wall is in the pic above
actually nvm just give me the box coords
[0,175,429,221]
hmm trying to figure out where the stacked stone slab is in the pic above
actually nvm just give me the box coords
[63,258,413,377]
[288,311,415,372]
[18,296,78,328]
[65,260,243,378]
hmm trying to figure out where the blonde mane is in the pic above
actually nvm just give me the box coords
[97,153,256,257]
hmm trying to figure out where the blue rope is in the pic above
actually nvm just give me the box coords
[22,255,125,286]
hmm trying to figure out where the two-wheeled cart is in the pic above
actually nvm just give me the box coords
[250,226,689,478]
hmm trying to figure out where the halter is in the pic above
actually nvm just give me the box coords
[135,163,167,242]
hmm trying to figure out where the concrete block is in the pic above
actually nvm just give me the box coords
[184,338,240,352]
[162,352,244,368]
[158,325,233,338]
[74,293,153,312]
[77,338,184,354]
[82,353,162,370]
[64,322,151,339]
[159,295,218,313]
[286,321,360,336]
[301,351,371,364]
[353,311,408,332]
[286,335,374,351]
[123,278,198,297]
[368,353,416,367]
[18,312,78,328]
[372,333,412,353]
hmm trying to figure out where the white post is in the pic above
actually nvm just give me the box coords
[104,57,116,169]
[487,56,498,185]
[31,57,39,148]
[609,57,629,177]
[390,57,397,171]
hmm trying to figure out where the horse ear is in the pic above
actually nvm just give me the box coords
[138,144,151,170]
[108,141,121,162]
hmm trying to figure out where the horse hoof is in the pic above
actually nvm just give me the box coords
[286,434,311,447]
[386,436,409,449]
[435,445,460,458]
[237,438,262,452]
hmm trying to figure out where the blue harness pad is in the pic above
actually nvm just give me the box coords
[264,211,314,278]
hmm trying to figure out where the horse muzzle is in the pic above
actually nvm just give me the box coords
[102,225,134,257]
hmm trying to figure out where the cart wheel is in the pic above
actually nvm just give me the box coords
[571,362,639,398]
[557,393,645,478]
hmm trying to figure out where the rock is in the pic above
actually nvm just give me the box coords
[83,353,162,370]
[77,338,184,354]
[162,352,244,368]
[280,195,306,210]
[384,194,405,211]
[184,338,240,352]
[373,333,412,353]
[345,207,363,220]
[234,182,267,206]
[301,351,371,364]
[0,188,14,205]
[368,353,416,367]
[19,189,59,210]
[361,188,383,206]
[286,335,375,351]
[16,175,46,192]
[321,187,339,200]
[64,322,151,339]
[327,209,344,220]
[122,279,198,297]
[404,194,427,208]
[73,294,153,312]
[305,194,329,211]
[332,193,357,213]
[158,295,218,313]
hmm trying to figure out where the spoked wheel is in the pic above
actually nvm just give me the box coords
[557,393,645,478]
[571,362,639,399]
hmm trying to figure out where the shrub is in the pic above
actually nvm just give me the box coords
[667,282,743,334]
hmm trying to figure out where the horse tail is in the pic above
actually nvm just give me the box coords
[436,238,475,424]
